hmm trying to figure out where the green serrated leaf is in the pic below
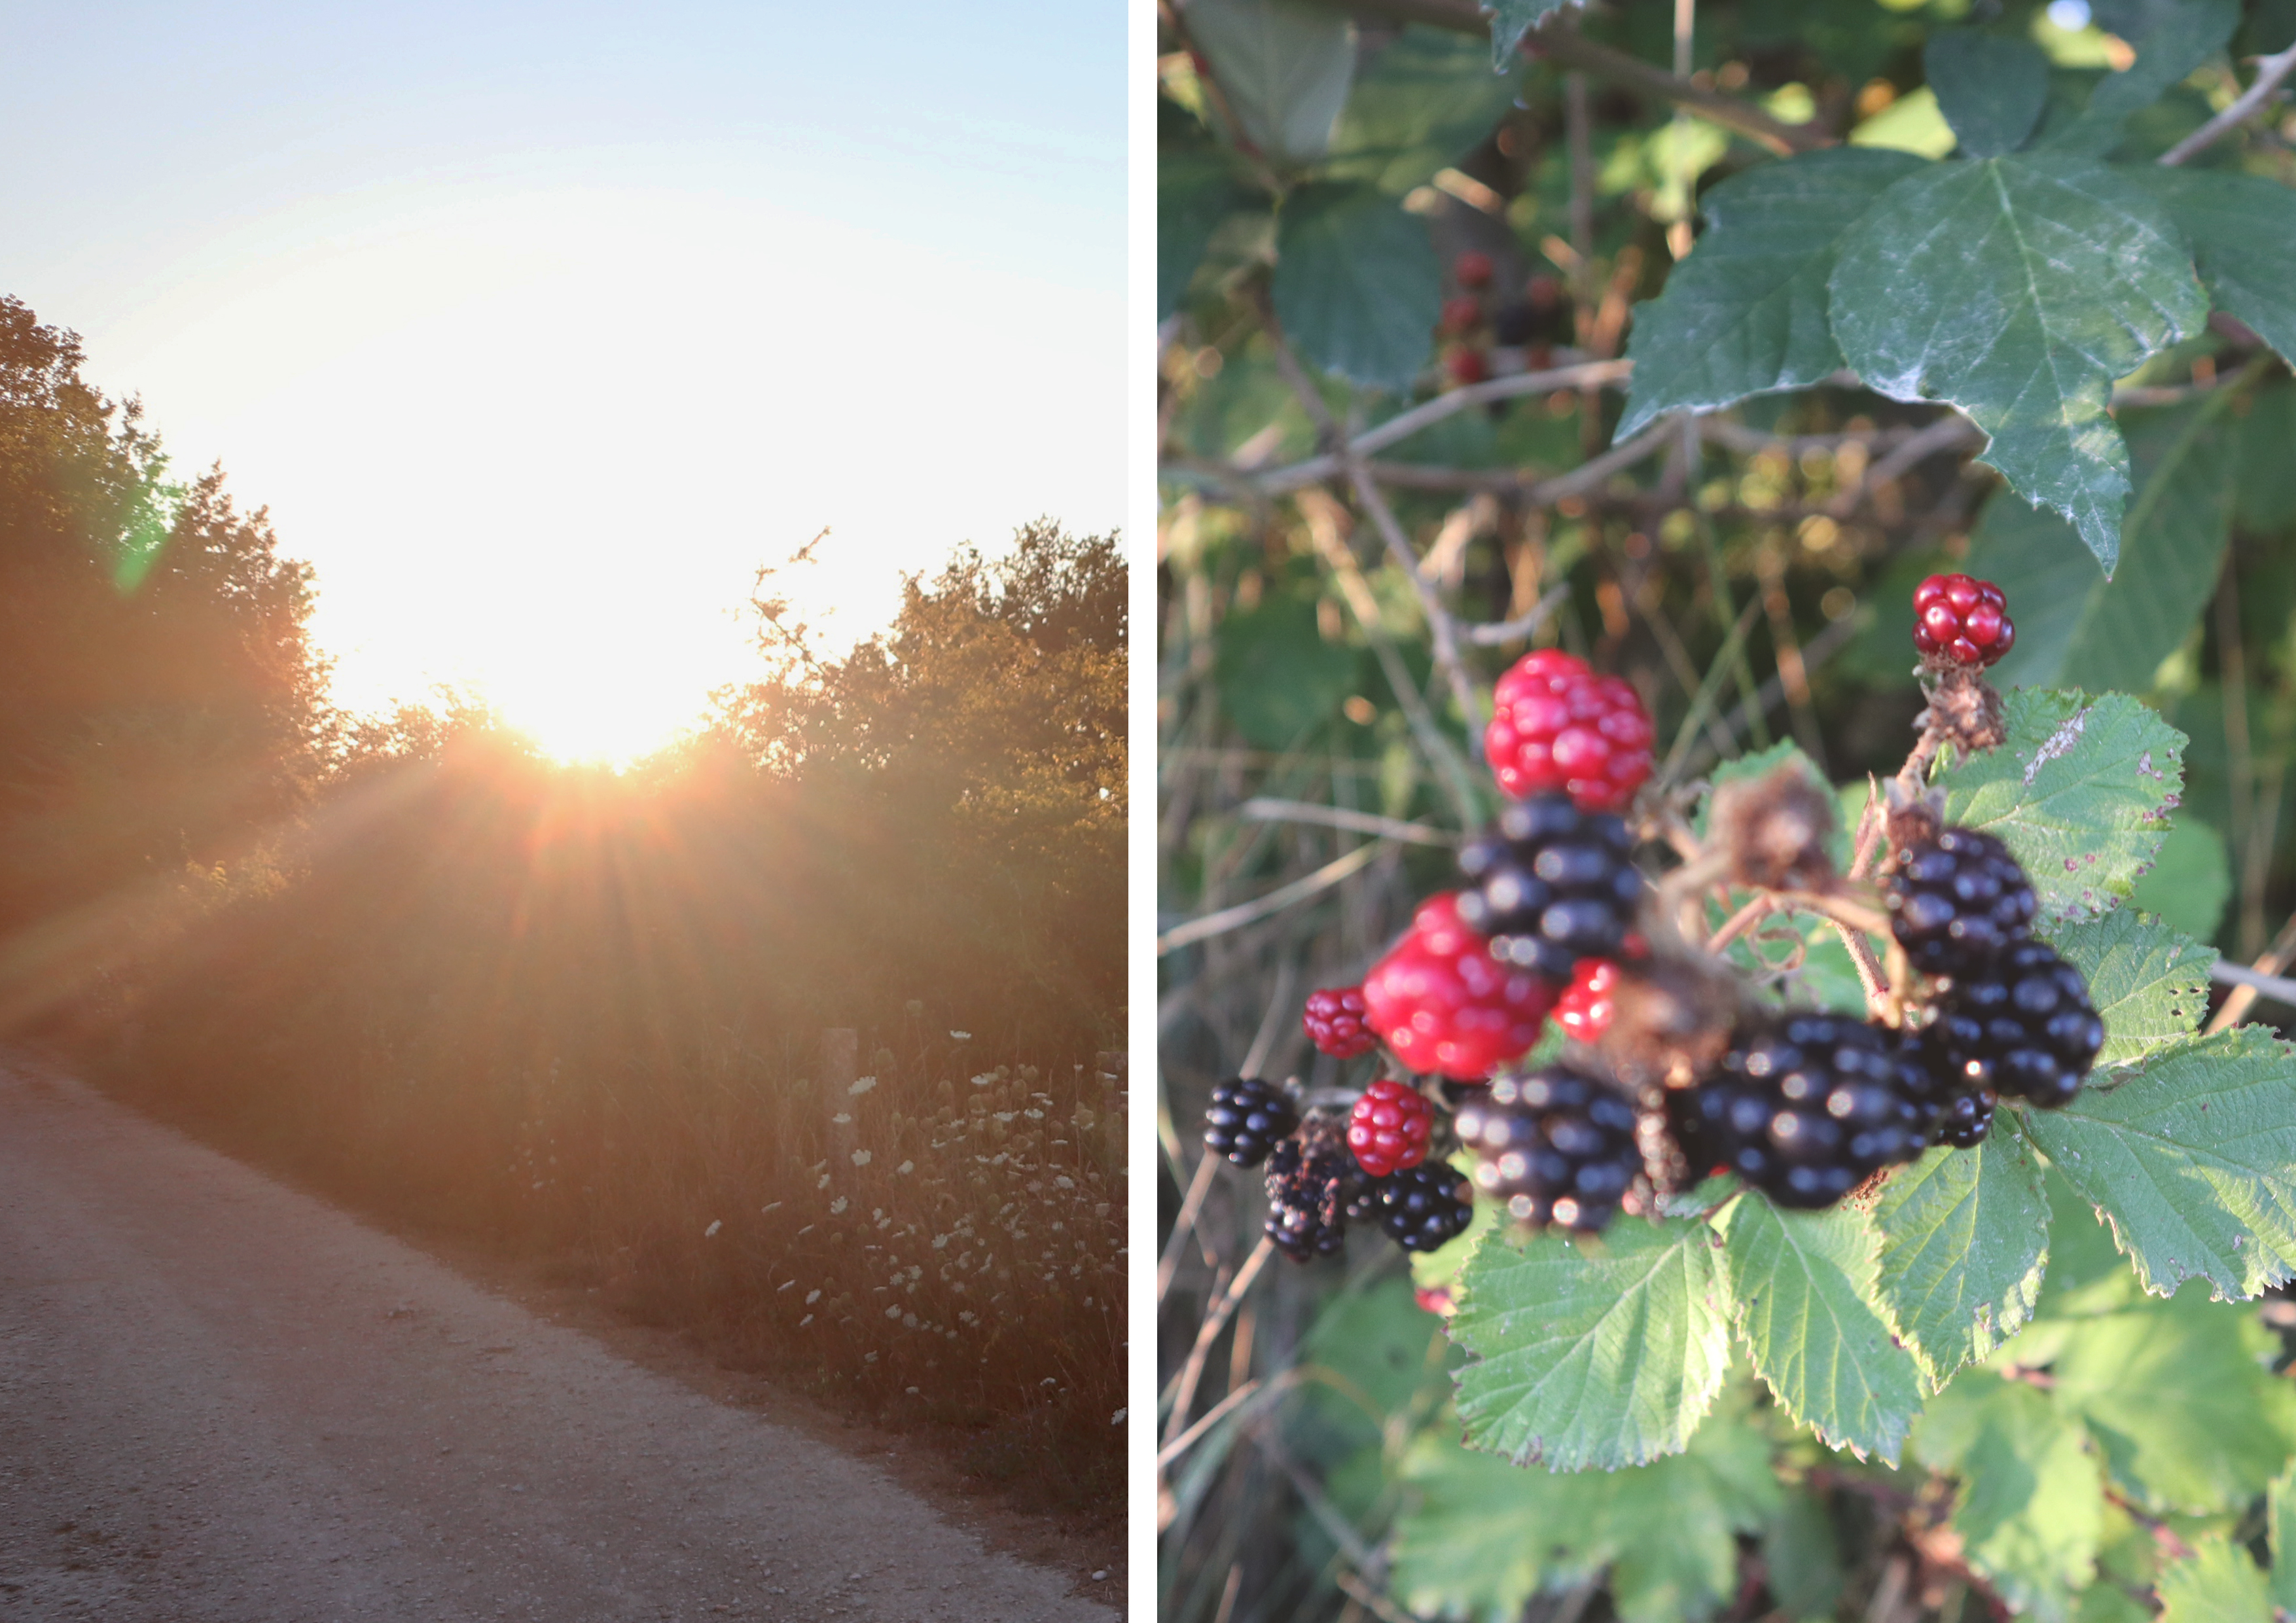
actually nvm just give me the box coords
[1482,0,1585,71]
[1614,149,1926,440]
[1270,182,1441,393]
[1452,1215,1731,1471]
[2044,0,2240,157]
[1871,1123,2051,1386]
[2127,169,2296,370]
[2045,908,2211,1065]
[1926,30,2051,157]
[2053,1288,2296,1515]
[1325,27,1523,195]
[2269,1457,2296,1615]
[1185,0,1356,167]
[1712,1195,1922,1463]
[1939,688,2185,923]
[1829,155,2206,573]
[1966,393,2238,694]
[1393,1395,1776,1623]
[2155,1534,2273,1622]
[2125,817,2231,944]
[1914,1371,2106,1621]
[1159,153,1261,322]
[2021,1026,2296,1300]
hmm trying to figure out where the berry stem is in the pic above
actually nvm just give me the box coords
[1707,893,1774,954]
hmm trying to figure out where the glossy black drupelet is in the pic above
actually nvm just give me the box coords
[1374,1163,1477,1252]
[1676,1015,1937,1209]
[1264,1126,1354,1263]
[1454,1065,1639,1232]
[1933,939,2103,1108]
[1886,828,2038,978]
[1936,1088,1996,1148]
[1204,1077,1299,1168]
[1456,794,1643,983]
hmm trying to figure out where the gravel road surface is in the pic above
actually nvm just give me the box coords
[0,1059,1117,1622]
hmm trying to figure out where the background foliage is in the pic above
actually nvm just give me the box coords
[0,293,1127,1516]
[1157,0,2296,1616]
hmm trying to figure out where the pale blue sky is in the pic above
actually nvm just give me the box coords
[1,3,1124,759]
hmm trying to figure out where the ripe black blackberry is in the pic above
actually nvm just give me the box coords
[1456,794,1643,983]
[1886,828,2037,978]
[1204,1077,1299,1168]
[1374,1163,1476,1252]
[1675,1015,1934,1209]
[1454,1065,1640,1232]
[1937,1088,1997,1149]
[1933,939,2103,1108]
[1264,1118,1355,1263]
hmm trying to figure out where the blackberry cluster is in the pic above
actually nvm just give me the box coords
[1931,940,2104,1109]
[1372,1164,1477,1252]
[1456,794,1643,982]
[1454,1065,1640,1232]
[1264,1120,1357,1263]
[1937,1088,1996,1149]
[1203,1077,1299,1169]
[1886,829,2037,977]
[1674,1016,1940,1208]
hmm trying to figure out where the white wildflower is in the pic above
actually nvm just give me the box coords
[830,1196,849,1215]
[897,1160,914,1175]
[704,1219,722,1238]
[950,1030,971,1041]
[851,1149,872,1167]
[848,1075,877,1096]
[799,1314,814,1327]
[806,1289,821,1305]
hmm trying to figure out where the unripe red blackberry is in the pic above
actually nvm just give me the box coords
[1264,1118,1356,1263]
[1455,249,1494,289]
[1484,650,1654,812]
[1361,893,1555,1080]
[1886,827,2037,978]
[1456,794,1643,984]
[1440,294,1482,335]
[1346,1079,1434,1178]
[1454,1065,1641,1232]
[1203,1077,1299,1169]
[1372,1162,1476,1253]
[1302,986,1378,1059]
[1674,1015,1935,1209]
[1932,939,2103,1109]
[1553,958,1621,1044]
[1913,573,2015,668]
[1446,348,1489,385]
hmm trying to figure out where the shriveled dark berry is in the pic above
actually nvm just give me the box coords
[1456,793,1643,984]
[1264,1119,1356,1263]
[1933,939,2103,1109]
[1204,1077,1299,1169]
[1454,1065,1640,1232]
[1886,827,2037,978]
[1674,1015,1933,1209]
[1374,1163,1477,1253]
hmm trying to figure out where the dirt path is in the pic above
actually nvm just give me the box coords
[0,1060,1119,1622]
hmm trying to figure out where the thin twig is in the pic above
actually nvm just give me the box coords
[2160,40,2296,166]
[1162,1236,1274,1446]
[2209,958,2296,1008]
[2207,911,2296,1035]
[1463,583,1572,647]
[1157,842,1387,956]
[1251,359,1633,494]
[1157,1149,1221,1300]
[1346,457,1487,739]
[1680,612,1861,776]
[1240,798,1459,846]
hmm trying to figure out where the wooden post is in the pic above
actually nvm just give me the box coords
[823,1027,858,1162]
